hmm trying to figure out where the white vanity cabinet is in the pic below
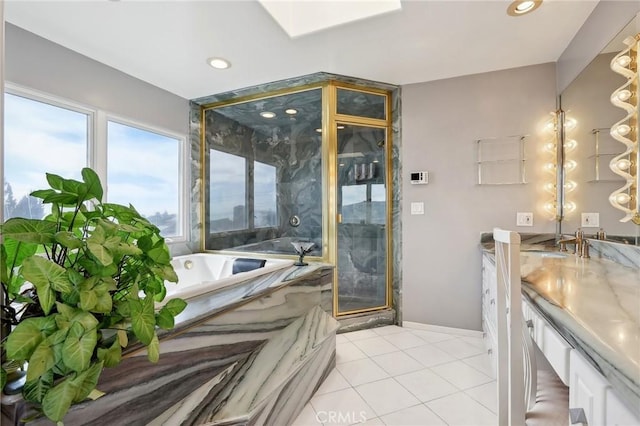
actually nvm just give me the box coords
[481,252,640,425]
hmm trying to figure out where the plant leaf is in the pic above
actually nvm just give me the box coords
[1,218,56,244]
[163,298,187,316]
[117,329,128,347]
[81,168,104,203]
[147,246,170,265]
[87,388,105,400]
[147,333,160,363]
[54,231,84,250]
[155,309,174,330]
[22,256,72,314]
[97,338,122,367]
[22,370,53,404]
[79,290,98,312]
[46,173,65,190]
[26,338,56,382]
[5,317,49,360]
[62,322,97,373]
[41,375,75,423]
[70,361,104,403]
[130,297,155,345]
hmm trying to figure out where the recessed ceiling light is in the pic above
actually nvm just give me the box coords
[285,108,298,115]
[337,125,345,130]
[260,111,276,119]
[207,57,231,69]
[507,0,542,17]
[315,128,322,133]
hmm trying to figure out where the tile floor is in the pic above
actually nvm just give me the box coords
[292,325,497,426]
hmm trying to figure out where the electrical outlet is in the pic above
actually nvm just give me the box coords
[581,212,600,227]
[516,212,533,227]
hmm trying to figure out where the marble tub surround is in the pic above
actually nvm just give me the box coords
[2,264,335,426]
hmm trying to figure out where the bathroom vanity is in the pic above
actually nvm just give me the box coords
[1,262,336,425]
[481,234,640,425]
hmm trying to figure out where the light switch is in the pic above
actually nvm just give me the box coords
[411,202,424,215]
[516,212,533,227]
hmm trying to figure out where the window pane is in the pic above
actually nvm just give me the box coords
[107,121,181,237]
[254,161,277,228]
[210,150,247,232]
[341,185,367,224]
[4,93,88,220]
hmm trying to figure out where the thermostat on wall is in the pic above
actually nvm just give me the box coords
[410,171,429,185]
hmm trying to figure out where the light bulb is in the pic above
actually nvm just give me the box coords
[544,163,556,171]
[564,118,577,130]
[616,90,632,101]
[564,181,576,192]
[544,142,556,152]
[544,182,555,192]
[544,202,556,213]
[616,159,631,171]
[563,201,576,212]
[615,193,631,204]
[615,124,631,136]
[563,160,577,171]
[564,139,577,151]
[616,55,631,67]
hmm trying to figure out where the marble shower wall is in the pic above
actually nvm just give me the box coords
[202,89,323,255]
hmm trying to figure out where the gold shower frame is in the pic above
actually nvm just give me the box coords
[199,81,393,318]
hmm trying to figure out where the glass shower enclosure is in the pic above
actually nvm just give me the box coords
[200,83,392,317]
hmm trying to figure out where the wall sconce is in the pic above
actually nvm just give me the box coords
[609,34,639,224]
[542,110,577,220]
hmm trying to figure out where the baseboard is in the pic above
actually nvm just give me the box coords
[402,321,483,338]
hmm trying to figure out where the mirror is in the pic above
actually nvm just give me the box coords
[559,13,640,244]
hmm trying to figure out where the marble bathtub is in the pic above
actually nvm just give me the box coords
[1,262,336,426]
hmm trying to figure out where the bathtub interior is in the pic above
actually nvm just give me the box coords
[161,254,294,302]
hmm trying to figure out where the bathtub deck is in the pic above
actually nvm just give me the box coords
[1,263,335,426]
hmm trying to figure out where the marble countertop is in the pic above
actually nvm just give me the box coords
[482,238,640,416]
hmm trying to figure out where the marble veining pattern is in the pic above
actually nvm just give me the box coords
[482,237,640,418]
[3,264,336,426]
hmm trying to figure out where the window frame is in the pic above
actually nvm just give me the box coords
[2,83,188,242]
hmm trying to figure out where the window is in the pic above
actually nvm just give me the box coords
[107,121,183,238]
[254,161,277,228]
[209,150,247,232]
[3,92,89,220]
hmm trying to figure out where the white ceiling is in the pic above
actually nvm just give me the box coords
[4,0,600,100]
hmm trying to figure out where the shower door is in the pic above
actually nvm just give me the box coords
[336,124,388,314]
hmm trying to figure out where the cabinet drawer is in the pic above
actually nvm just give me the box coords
[570,350,609,426]
[542,324,572,385]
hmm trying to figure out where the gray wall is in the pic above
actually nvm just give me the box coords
[401,63,557,330]
[556,1,640,94]
[4,23,189,135]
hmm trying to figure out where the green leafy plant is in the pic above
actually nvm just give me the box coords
[0,168,186,423]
